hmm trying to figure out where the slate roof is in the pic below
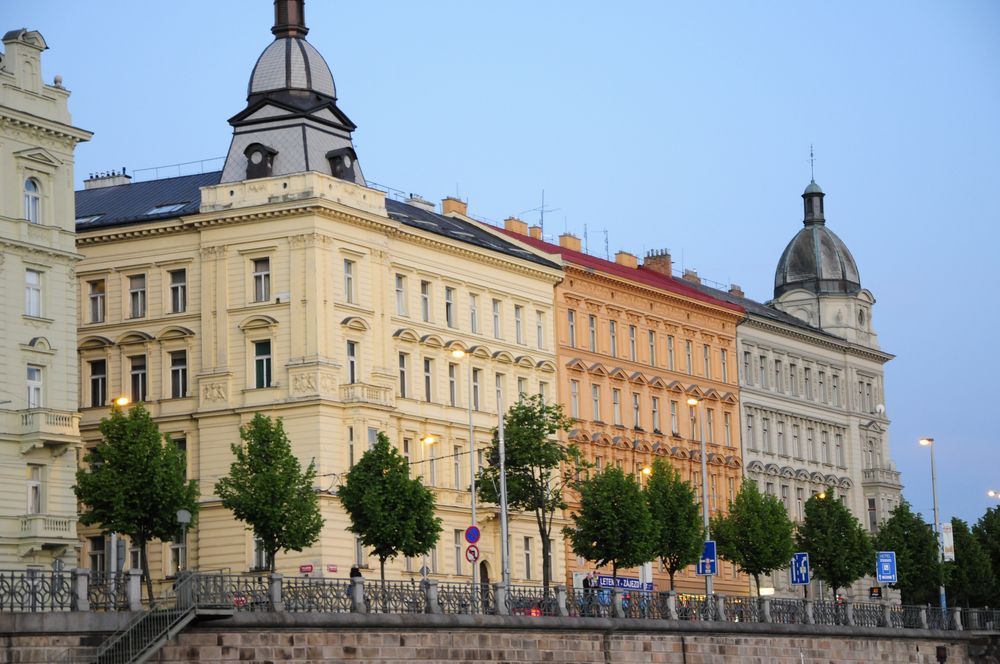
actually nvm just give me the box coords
[74,172,560,269]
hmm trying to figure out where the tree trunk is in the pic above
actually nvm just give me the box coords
[541,535,550,593]
[138,539,153,605]
[269,547,278,573]
[753,573,760,597]
[380,556,386,582]
[668,567,675,591]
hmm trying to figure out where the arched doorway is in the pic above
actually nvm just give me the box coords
[479,560,492,612]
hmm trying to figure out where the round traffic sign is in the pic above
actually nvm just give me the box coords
[465,544,480,563]
[465,525,481,544]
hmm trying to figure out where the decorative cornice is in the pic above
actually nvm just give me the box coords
[744,315,893,364]
[0,110,92,144]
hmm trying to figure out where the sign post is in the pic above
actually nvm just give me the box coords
[696,540,717,576]
[876,551,898,584]
[789,552,810,586]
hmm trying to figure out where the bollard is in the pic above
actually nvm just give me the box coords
[351,577,366,614]
[493,582,508,616]
[127,569,143,611]
[423,579,441,614]
[73,569,90,612]
[666,591,679,620]
[845,600,855,626]
[555,585,569,617]
[952,607,963,631]
[804,599,814,625]
[919,606,928,630]
[612,588,624,619]
[269,573,283,612]
[761,598,772,623]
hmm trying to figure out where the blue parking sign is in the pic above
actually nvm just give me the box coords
[876,551,897,583]
[696,540,717,576]
[790,552,810,585]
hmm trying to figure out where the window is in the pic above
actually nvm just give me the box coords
[494,373,505,410]
[26,465,42,514]
[777,421,786,455]
[448,363,458,406]
[469,294,479,332]
[453,448,462,491]
[88,280,106,323]
[539,381,548,401]
[348,427,355,467]
[402,437,411,462]
[514,305,524,343]
[89,359,107,407]
[797,488,806,521]
[169,269,186,313]
[170,530,186,575]
[252,259,270,303]
[517,376,527,396]
[89,536,106,572]
[523,537,532,580]
[368,428,378,450]
[536,311,545,349]
[570,380,580,418]
[591,384,601,421]
[427,441,436,486]
[472,369,481,410]
[612,388,622,425]
[689,404,697,438]
[803,368,812,399]
[703,345,711,378]
[818,371,826,402]
[170,351,187,398]
[395,274,407,315]
[788,363,797,395]
[492,299,502,338]
[685,341,693,375]
[129,274,147,318]
[720,349,728,383]
[24,178,41,223]
[632,393,641,429]
[742,351,751,383]
[25,269,41,317]
[835,433,844,466]
[628,325,637,361]
[745,413,755,448]
[423,358,433,402]
[667,336,675,370]
[706,408,714,443]
[807,427,815,461]
[821,431,830,464]
[130,355,147,401]
[648,331,656,367]
[343,259,356,304]
[832,375,840,406]
[353,536,365,568]
[454,530,464,575]
[253,536,271,571]
[398,353,409,398]
[723,412,732,446]
[420,281,431,321]
[588,316,597,352]
[346,341,358,383]
[670,400,679,434]
[867,498,878,531]
[774,360,782,392]
[792,424,801,458]
[609,321,618,358]
[254,341,271,388]
[651,396,660,432]
[758,355,767,388]
[781,485,790,512]
[445,287,456,327]
[567,310,577,348]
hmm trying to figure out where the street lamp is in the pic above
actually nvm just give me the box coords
[450,348,479,601]
[919,437,947,611]
[687,397,712,596]
[114,396,130,407]
[988,489,1000,499]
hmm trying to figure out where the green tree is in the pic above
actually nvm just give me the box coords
[75,404,199,600]
[644,459,701,590]
[215,413,324,572]
[973,506,1000,606]
[948,517,994,607]
[338,432,442,581]
[476,394,582,591]
[873,501,941,605]
[796,489,874,600]
[564,465,653,581]
[712,480,795,596]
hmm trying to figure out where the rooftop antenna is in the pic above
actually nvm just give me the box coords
[519,189,559,235]
[603,230,609,261]
[584,223,589,255]
[809,144,816,181]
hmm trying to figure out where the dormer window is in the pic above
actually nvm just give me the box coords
[244,143,277,179]
[326,147,358,183]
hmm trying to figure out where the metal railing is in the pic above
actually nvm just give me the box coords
[725,596,761,623]
[88,572,129,611]
[505,584,559,617]
[0,568,74,611]
[852,601,884,627]
[436,581,493,614]
[363,579,425,614]
[92,575,193,664]
[813,600,848,625]
[769,598,806,624]
[566,587,612,618]
[191,572,270,611]
[621,590,666,620]
[284,577,352,613]
[677,593,717,621]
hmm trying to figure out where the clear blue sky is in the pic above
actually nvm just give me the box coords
[9,1,999,525]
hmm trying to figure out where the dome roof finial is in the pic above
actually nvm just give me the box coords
[272,0,308,39]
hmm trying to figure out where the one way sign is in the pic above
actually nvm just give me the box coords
[790,552,810,585]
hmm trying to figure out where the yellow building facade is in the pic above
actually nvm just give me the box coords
[500,223,748,595]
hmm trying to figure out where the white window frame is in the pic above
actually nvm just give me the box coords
[343,259,356,304]
[469,294,479,333]
[170,350,187,398]
[130,354,147,402]
[89,280,106,323]
[514,305,524,344]
[89,359,107,408]
[395,274,407,315]
[26,365,43,409]
[253,340,272,389]
[252,258,270,303]
[445,287,456,328]
[570,380,580,418]
[24,178,40,223]
[26,465,43,514]
[492,299,502,338]
[25,269,42,317]
[420,281,431,322]
[536,310,545,349]
[169,269,187,313]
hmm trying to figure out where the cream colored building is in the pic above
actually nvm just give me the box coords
[0,29,91,568]
[74,4,563,586]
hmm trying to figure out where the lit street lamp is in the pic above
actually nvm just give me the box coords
[919,437,947,611]
[988,489,1000,500]
[687,397,712,596]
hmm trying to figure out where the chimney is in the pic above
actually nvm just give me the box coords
[441,197,467,217]
[682,269,701,285]
[643,249,672,277]
[615,251,638,269]
[84,167,132,190]
[504,216,529,235]
[529,225,542,239]
[728,284,745,298]
[405,193,435,212]
[559,233,581,252]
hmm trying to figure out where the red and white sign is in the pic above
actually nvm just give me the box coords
[299,564,314,574]
[465,545,480,563]
[327,564,338,573]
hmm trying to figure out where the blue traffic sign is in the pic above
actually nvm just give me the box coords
[696,540,717,576]
[876,551,897,583]
[790,552,810,585]
[465,526,481,545]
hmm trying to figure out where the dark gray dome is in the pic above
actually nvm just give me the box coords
[773,181,861,298]
[248,37,336,98]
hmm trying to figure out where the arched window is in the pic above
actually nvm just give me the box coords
[24,178,40,223]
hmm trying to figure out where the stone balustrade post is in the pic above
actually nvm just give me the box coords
[72,569,90,612]
[761,598,772,623]
[493,582,508,616]
[423,579,441,614]
[845,600,855,626]
[555,585,569,617]
[269,574,283,612]
[883,603,893,627]
[127,569,143,611]
[952,607,963,631]
[612,588,624,618]
[666,592,679,620]
[919,606,929,630]
[351,577,366,614]
[174,570,194,609]
[804,599,814,625]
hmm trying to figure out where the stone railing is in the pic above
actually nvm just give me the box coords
[14,408,80,436]
[339,383,394,407]
[19,514,75,539]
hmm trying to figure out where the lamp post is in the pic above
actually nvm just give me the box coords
[451,349,478,601]
[919,437,947,611]
[988,489,1000,500]
[687,397,712,596]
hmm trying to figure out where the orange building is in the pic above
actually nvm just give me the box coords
[500,221,748,595]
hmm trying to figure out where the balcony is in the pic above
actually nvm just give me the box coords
[339,383,394,408]
[0,408,80,455]
[862,467,902,488]
[18,513,78,556]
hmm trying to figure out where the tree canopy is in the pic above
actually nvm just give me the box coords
[712,480,795,596]
[644,459,701,590]
[215,413,324,572]
[75,403,198,598]
[564,465,652,580]
[339,431,442,581]
[948,517,994,608]
[873,500,941,605]
[476,393,581,590]
[973,506,1000,606]
[795,489,874,600]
